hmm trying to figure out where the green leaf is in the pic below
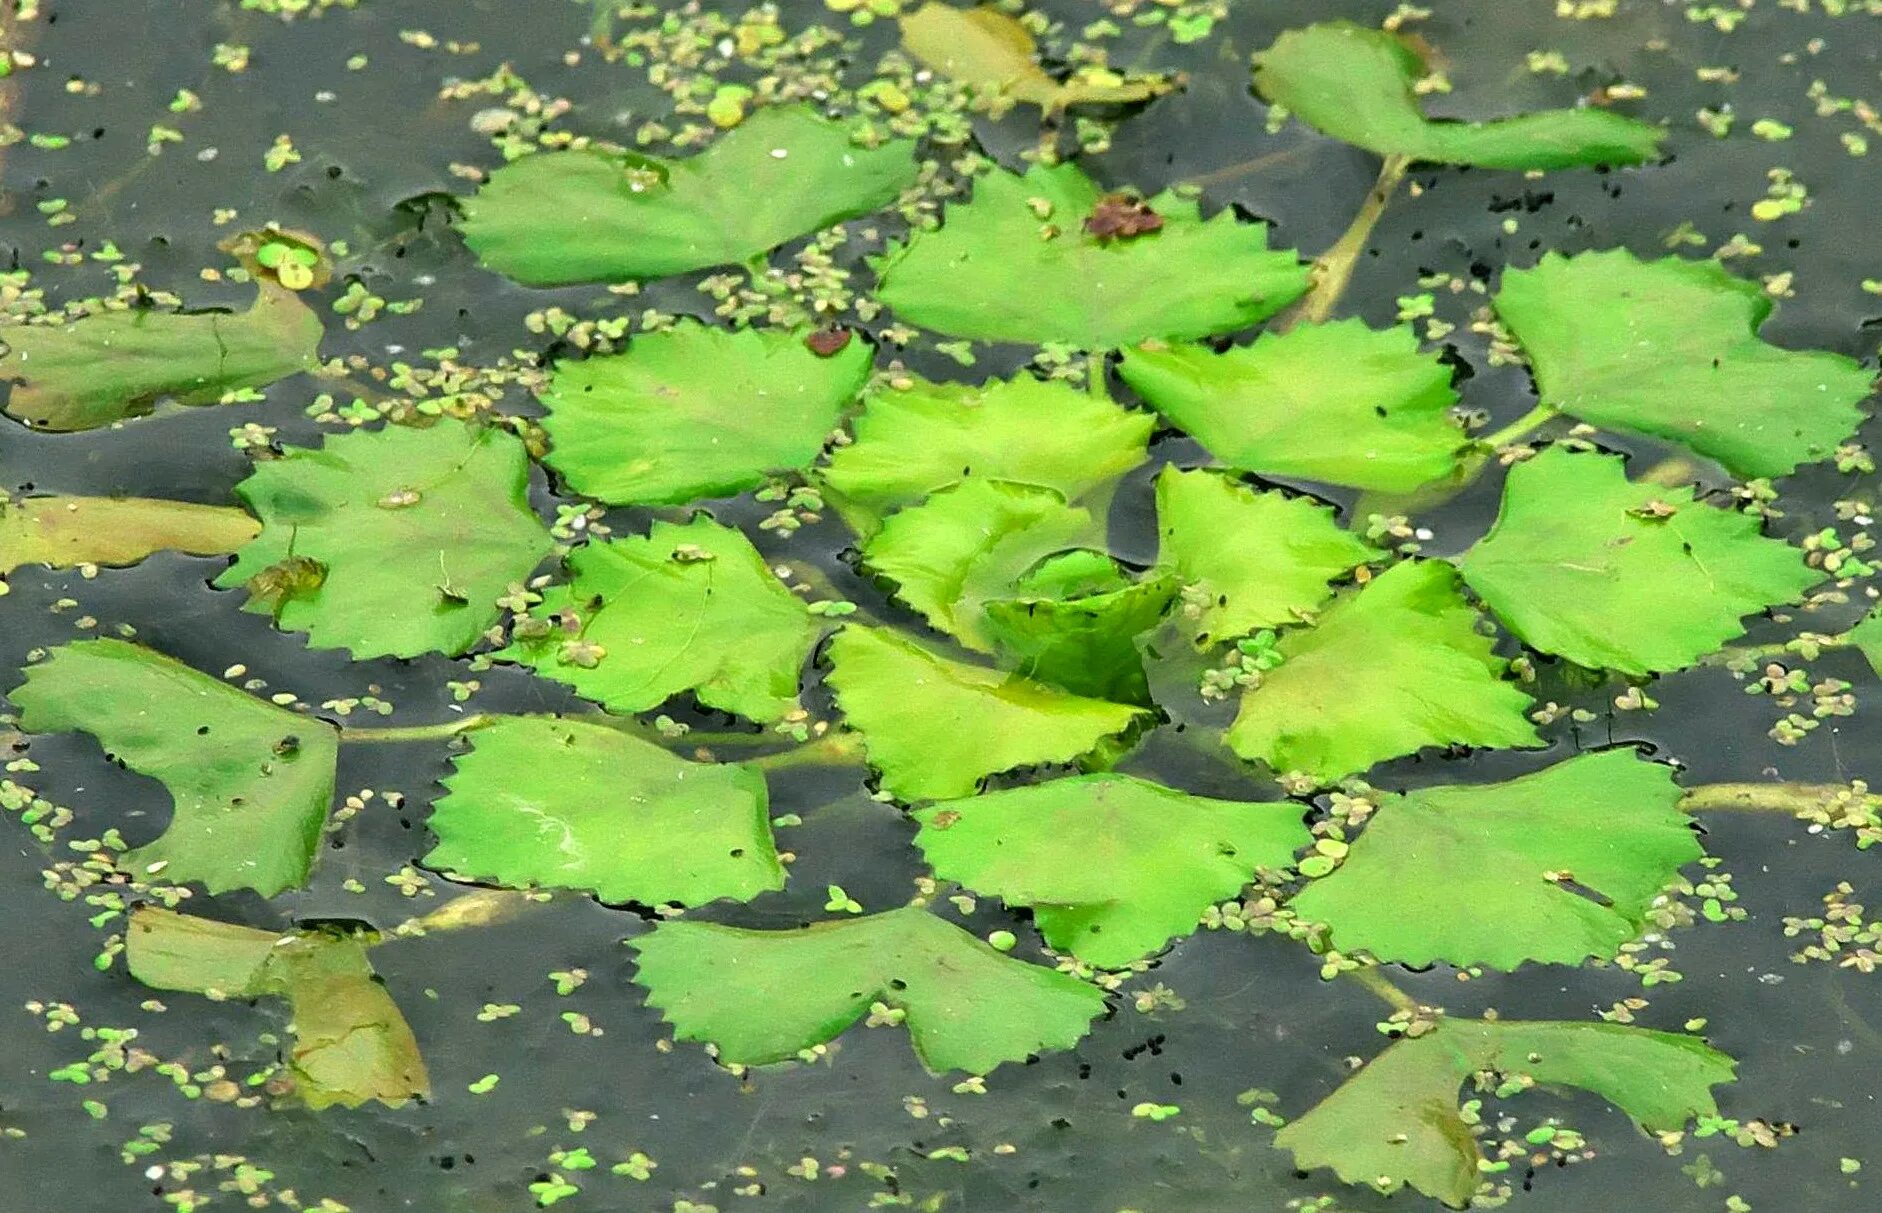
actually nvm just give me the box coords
[1226,561,1539,784]
[874,163,1309,349]
[1458,447,1820,674]
[913,773,1309,967]
[217,421,553,659]
[1288,750,1699,968]
[11,640,338,896]
[126,907,430,1110]
[1846,607,1882,678]
[899,3,1164,111]
[1253,22,1664,170]
[631,906,1105,1073]
[824,625,1149,801]
[1155,466,1380,644]
[982,562,1177,703]
[1118,321,1466,493]
[425,716,782,906]
[818,373,1152,535]
[1495,250,1874,478]
[0,495,259,576]
[541,322,871,506]
[458,106,918,287]
[860,479,1099,651]
[0,286,322,432]
[501,517,818,724]
[1275,1017,1733,1207]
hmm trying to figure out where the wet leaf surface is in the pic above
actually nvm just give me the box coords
[0,495,259,576]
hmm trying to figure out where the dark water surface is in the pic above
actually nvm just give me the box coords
[3,1,1881,1210]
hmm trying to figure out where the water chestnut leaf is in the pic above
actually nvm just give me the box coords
[899,3,1165,112]
[426,716,782,906]
[1458,447,1820,674]
[0,495,259,576]
[1227,561,1539,785]
[127,907,429,1110]
[1155,466,1381,644]
[1276,1017,1733,1206]
[913,773,1310,967]
[981,566,1177,704]
[1495,250,1873,479]
[824,625,1149,801]
[631,906,1105,1073]
[1118,321,1466,493]
[0,284,321,431]
[217,421,554,659]
[11,640,338,896]
[1254,22,1664,170]
[819,373,1152,536]
[459,105,918,286]
[541,321,871,506]
[501,517,818,724]
[1288,750,1700,968]
[874,163,1310,349]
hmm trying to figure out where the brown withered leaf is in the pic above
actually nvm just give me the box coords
[1083,195,1165,242]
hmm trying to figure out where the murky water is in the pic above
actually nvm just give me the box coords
[3,1,1880,1210]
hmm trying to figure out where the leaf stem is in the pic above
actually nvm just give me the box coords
[1343,964,1421,1017]
[1275,153,1411,331]
[1478,403,1560,450]
[1088,351,1112,403]
[747,731,866,772]
[337,713,499,744]
[1679,781,1876,816]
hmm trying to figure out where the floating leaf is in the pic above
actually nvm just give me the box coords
[126,907,429,1109]
[1458,448,1819,674]
[541,322,871,506]
[631,906,1105,1073]
[11,640,337,896]
[1495,250,1873,478]
[1276,1017,1733,1207]
[1155,466,1380,644]
[1289,750,1698,968]
[1226,561,1539,784]
[861,479,1098,651]
[914,773,1308,967]
[0,286,322,432]
[0,495,259,576]
[982,560,1177,703]
[874,163,1309,349]
[459,106,918,287]
[819,373,1152,535]
[899,3,1163,112]
[502,517,818,724]
[425,716,782,906]
[1846,607,1882,678]
[216,421,552,659]
[1254,22,1663,170]
[824,625,1148,801]
[1118,321,1465,493]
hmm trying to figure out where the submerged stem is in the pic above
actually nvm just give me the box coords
[1478,403,1560,451]
[747,731,865,772]
[337,713,498,743]
[1275,153,1412,331]
[1343,964,1421,1017]
[1679,782,1875,816]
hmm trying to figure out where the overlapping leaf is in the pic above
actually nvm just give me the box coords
[501,517,818,724]
[1118,321,1466,492]
[426,716,782,906]
[1458,448,1819,674]
[126,907,429,1109]
[459,106,918,286]
[541,322,870,506]
[1276,1018,1733,1207]
[1495,250,1873,478]
[899,3,1165,112]
[0,285,322,431]
[819,374,1152,535]
[1254,22,1663,170]
[1156,466,1380,644]
[824,625,1149,801]
[982,555,1176,703]
[1227,561,1539,784]
[11,640,338,896]
[632,906,1105,1073]
[875,163,1309,348]
[0,495,259,576]
[915,773,1308,967]
[1289,750,1699,968]
[218,421,553,659]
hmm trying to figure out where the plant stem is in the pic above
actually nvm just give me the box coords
[338,713,499,743]
[1088,351,1112,402]
[747,731,865,772]
[1478,403,1560,450]
[384,889,550,942]
[1275,153,1411,332]
[1343,964,1421,1017]
[1679,782,1873,816]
